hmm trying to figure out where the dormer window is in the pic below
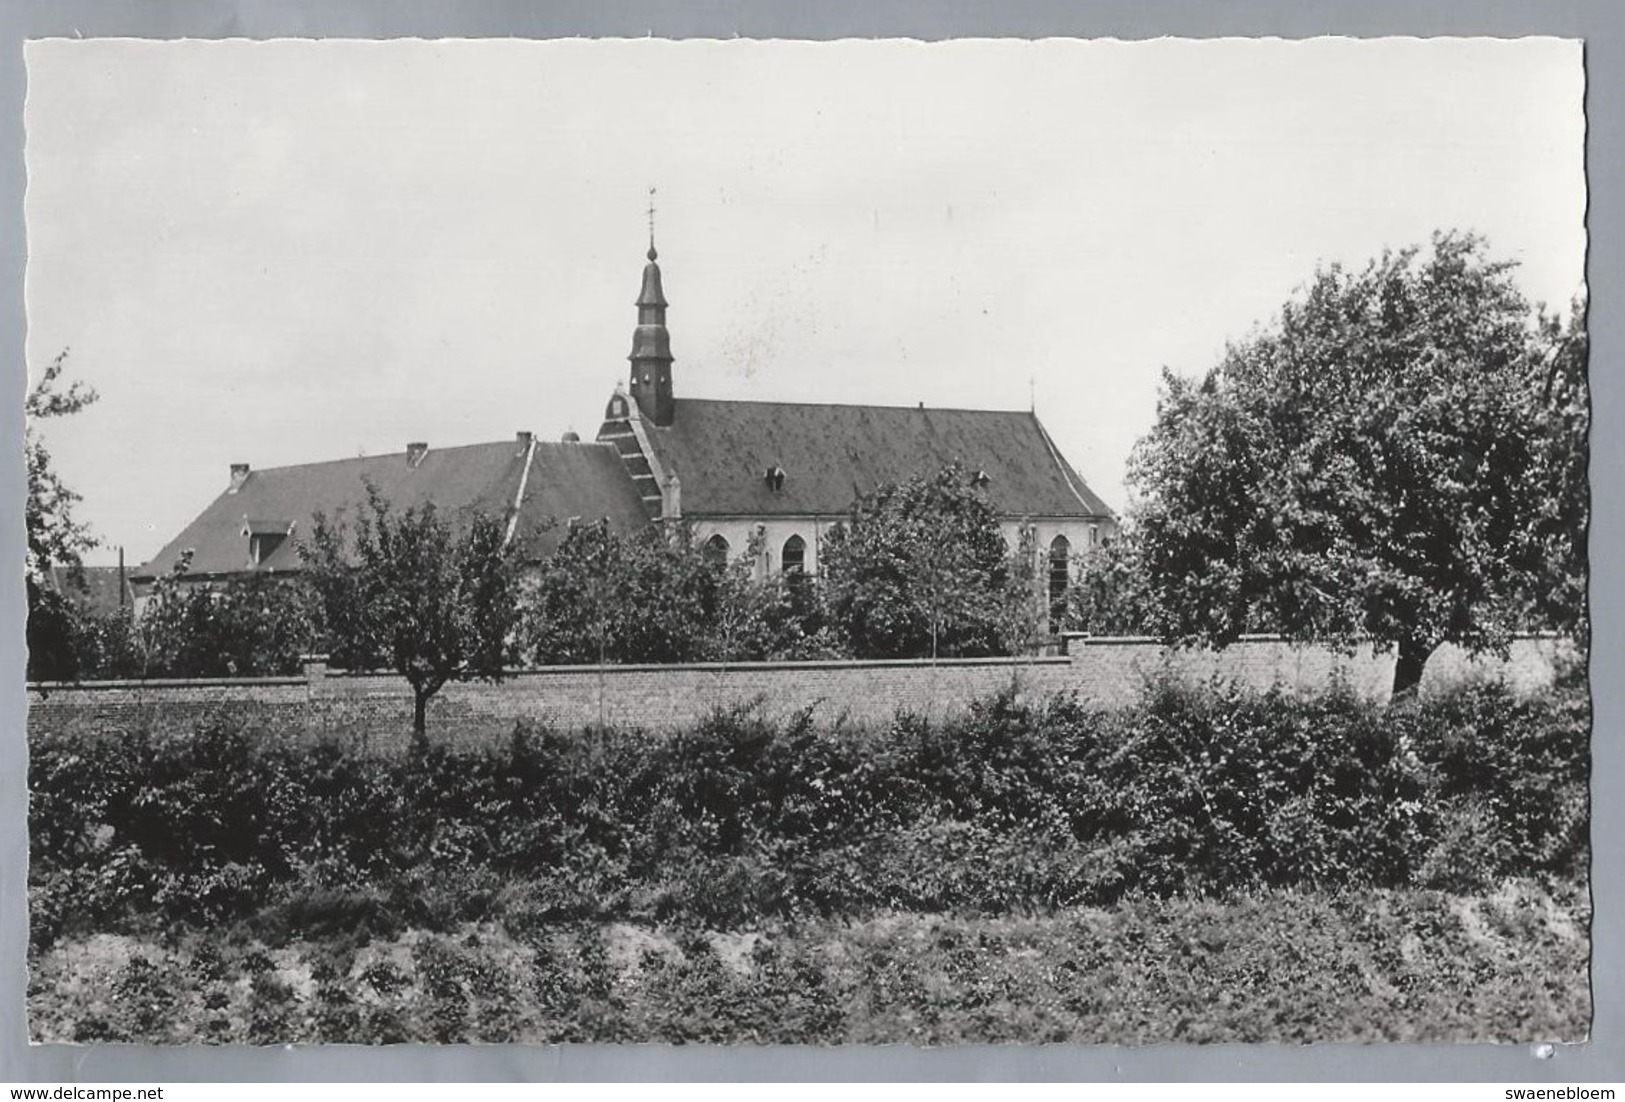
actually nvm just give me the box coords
[972,469,991,489]
[765,465,786,492]
[244,519,293,567]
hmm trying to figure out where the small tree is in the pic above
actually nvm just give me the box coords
[25,351,98,584]
[1127,232,1585,695]
[820,463,1020,659]
[524,520,721,665]
[1064,530,1159,637]
[994,523,1043,655]
[524,519,622,666]
[1514,297,1589,642]
[25,351,99,682]
[134,556,315,679]
[301,484,521,736]
[702,526,825,663]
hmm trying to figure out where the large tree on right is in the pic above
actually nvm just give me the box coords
[1129,232,1587,696]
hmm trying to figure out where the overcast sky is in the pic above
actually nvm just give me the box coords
[24,37,1585,566]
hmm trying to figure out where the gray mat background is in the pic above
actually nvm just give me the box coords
[0,0,1616,1083]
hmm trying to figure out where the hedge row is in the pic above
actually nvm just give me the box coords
[28,676,1589,947]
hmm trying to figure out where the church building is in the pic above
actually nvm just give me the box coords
[134,237,1116,624]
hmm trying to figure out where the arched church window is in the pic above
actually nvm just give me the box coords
[703,534,730,567]
[1048,535,1071,630]
[782,534,806,576]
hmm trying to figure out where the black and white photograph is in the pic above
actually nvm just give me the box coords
[20,36,1589,1046]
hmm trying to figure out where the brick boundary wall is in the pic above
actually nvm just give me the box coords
[26,635,1579,754]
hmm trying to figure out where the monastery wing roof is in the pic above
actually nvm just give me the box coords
[644,398,1114,518]
[48,565,134,616]
[137,438,647,579]
[519,440,655,558]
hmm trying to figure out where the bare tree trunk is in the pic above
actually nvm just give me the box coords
[413,688,430,737]
[1392,639,1433,699]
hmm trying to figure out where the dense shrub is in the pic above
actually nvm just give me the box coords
[28,676,1589,947]
[29,568,316,682]
[523,522,823,666]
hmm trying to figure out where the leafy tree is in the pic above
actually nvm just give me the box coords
[994,522,1044,654]
[301,485,521,736]
[1515,298,1589,642]
[611,524,725,662]
[524,520,623,666]
[25,585,81,682]
[25,350,98,584]
[64,603,142,680]
[525,521,717,665]
[819,463,1024,659]
[25,351,99,681]
[1127,232,1585,695]
[1065,530,1159,637]
[133,555,315,679]
[523,520,822,666]
[701,527,829,663]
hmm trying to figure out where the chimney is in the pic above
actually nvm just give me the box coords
[516,430,534,454]
[406,442,428,468]
[229,463,250,493]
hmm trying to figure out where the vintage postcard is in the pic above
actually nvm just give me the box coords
[22,37,1588,1046]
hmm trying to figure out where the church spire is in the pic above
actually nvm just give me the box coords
[629,189,675,426]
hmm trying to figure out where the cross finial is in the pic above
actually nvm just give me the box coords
[646,187,658,260]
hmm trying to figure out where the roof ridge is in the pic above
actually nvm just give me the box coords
[671,396,1034,416]
[236,437,530,476]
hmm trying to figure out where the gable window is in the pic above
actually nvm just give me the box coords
[244,519,293,567]
[782,534,806,576]
[1048,535,1071,631]
[703,534,730,567]
[250,534,282,565]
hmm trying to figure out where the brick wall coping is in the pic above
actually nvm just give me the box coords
[1066,633,1293,647]
[28,675,310,692]
[1064,631,1568,648]
[324,654,1074,679]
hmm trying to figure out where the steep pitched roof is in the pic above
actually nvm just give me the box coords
[518,440,656,557]
[642,398,1114,519]
[137,438,649,579]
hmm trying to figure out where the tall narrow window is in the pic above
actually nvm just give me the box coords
[703,534,730,567]
[782,534,806,576]
[1048,535,1071,631]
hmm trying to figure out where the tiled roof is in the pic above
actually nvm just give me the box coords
[642,398,1114,519]
[136,438,649,579]
[518,440,656,558]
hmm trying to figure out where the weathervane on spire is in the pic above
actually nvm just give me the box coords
[646,186,658,260]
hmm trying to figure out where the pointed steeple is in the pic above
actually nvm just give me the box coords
[629,193,675,425]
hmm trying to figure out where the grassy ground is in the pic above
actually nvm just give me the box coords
[28,878,1589,1045]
